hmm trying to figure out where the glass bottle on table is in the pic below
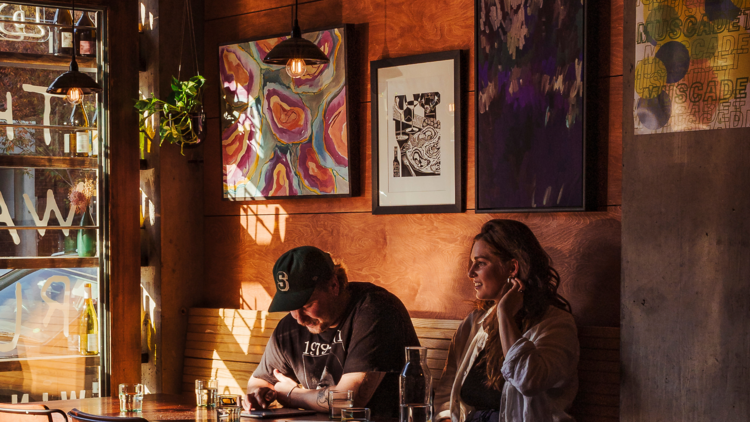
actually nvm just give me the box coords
[53,8,74,56]
[75,11,97,57]
[79,283,99,355]
[400,347,432,422]
[71,100,90,157]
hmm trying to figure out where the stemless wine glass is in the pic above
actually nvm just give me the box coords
[328,390,354,419]
[118,384,144,412]
[195,378,218,407]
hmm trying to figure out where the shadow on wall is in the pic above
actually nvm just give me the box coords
[548,217,621,327]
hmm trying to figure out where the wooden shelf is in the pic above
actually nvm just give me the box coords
[0,155,98,169]
[0,51,96,71]
[0,257,99,269]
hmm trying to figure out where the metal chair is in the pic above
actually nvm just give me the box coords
[67,409,148,422]
[0,404,68,422]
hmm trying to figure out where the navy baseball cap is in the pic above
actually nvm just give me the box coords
[268,246,335,312]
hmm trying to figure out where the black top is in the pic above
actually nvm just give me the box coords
[460,349,503,410]
[254,282,420,417]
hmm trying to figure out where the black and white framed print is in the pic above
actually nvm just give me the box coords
[370,50,462,214]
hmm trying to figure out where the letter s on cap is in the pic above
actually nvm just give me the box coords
[277,271,289,291]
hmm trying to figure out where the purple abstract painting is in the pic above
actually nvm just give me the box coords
[476,0,585,211]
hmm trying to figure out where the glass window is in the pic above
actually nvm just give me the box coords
[0,2,105,404]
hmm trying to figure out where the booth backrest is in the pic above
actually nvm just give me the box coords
[183,308,619,421]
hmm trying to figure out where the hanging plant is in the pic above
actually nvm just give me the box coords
[134,75,206,155]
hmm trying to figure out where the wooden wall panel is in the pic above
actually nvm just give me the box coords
[607,78,623,206]
[203,0,473,119]
[104,0,141,395]
[203,211,620,326]
[199,0,623,347]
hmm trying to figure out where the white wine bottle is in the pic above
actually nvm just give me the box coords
[71,101,90,157]
[79,283,99,355]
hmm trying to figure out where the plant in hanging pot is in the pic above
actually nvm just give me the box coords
[69,178,97,257]
[134,75,206,155]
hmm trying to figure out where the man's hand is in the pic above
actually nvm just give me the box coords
[244,386,277,411]
[271,369,299,401]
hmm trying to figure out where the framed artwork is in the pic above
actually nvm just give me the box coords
[218,26,352,200]
[634,1,750,134]
[370,50,462,214]
[475,0,586,212]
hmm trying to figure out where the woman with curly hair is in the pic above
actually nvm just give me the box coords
[435,219,579,422]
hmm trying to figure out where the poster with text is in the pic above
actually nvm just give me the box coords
[634,0,750,134]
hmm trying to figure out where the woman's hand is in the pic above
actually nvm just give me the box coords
[497,277,524,319]
[496,277,525,356]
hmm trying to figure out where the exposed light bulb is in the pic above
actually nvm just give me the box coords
[285,58,307,78]
[66,87,83,105]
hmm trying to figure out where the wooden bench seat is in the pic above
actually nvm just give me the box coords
[183,308,619,421]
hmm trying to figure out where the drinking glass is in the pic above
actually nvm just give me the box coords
[216,394,242,422]
[195,379,218,407]
[328,390,353,419]
[341,408,370,422]
[118,384,144,412]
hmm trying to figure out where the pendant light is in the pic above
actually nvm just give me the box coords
[47,0,102,104]
[262,0,329,78]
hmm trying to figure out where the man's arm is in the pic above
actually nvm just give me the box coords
[244,375,277,411]
[273,371,386,411]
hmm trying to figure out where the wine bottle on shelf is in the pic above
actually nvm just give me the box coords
[75,11,96,57]
[53,8,74,56]
[90,107,99,157]
[71,101,90,157]
[79,283,99,356]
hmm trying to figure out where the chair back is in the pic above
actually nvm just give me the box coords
[0,404,68,422]
[68,409,148,422]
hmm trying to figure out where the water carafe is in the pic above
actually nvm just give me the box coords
[399,346,432,422]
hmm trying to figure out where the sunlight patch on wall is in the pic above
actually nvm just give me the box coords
[240,283,272,311]
[239,205,287,245]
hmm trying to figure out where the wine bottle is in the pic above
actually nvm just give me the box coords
[71,101,90,157]
[75,11,96,58]
[90,107,99,157]
[79,283,99,356]
[53,8,74,56]
[393,146,401,177]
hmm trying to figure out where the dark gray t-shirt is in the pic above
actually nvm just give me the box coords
[254,282,420,417]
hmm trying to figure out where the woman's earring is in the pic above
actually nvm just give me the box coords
[507,276,512,284]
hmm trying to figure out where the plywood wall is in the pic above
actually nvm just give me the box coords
[199,0,623,327]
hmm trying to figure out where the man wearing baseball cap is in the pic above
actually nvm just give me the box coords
[244,246,419,417]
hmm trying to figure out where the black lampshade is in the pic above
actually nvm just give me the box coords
[47,59,102,95]
[263,34,330,66]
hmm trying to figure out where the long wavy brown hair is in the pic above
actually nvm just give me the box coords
[471,219,572,390]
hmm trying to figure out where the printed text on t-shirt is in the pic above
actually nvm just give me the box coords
[302,331,343,357]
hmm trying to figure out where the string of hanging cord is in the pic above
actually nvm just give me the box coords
[178,0,200,80]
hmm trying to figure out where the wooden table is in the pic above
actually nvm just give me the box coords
[44,394,331,422]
